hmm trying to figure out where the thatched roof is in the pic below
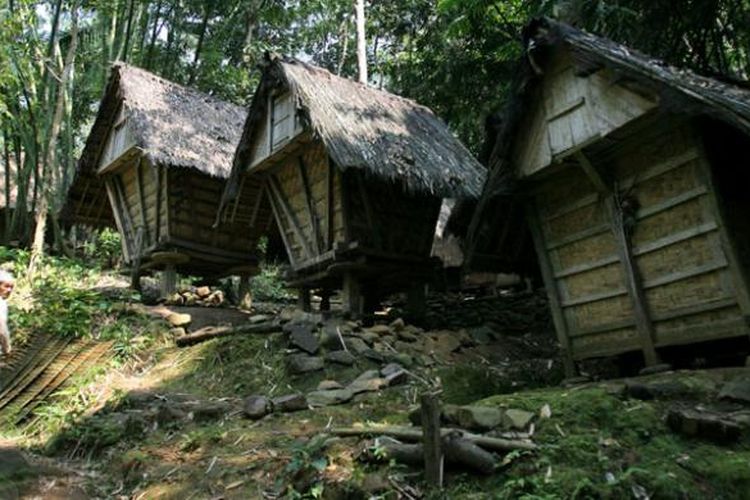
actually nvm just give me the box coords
[63,64,246,226]
[230,56,486,200]
[465,17,750,270]
[79,63,246,178]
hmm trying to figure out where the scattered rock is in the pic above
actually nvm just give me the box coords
[166,312,192,327]
[625,380,693,400]
[362,349,385,363]
[366,325,392,336]
[249,314,272,324]
[380,363,404,378]
[353,370,381,383]
[503,409,535,430]
[156,404,187,426]
[243,396,270,419]
[359,331,380,346]
[307,388,354,407]
[325,350,356,366]
[638,363,673,376]
[288,323,320,354]
[667,408,742,443]
[345,337,370,355]
[272,394,308,412]
[719,376,750,404]
[387,352,415,368]
[320,323,347,349]
[196,286,211,298]
[408,403,462,426]
[389,318,405,332]
[287,354,325,374]
[456,406,504,431]
[190,402,232,422]
[384,370,408,387]
[349,377,388,394]
[317,380,344,391]
[396,329,418,343]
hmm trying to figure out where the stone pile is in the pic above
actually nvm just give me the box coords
[390,289,551,332]
[164,286,225,307]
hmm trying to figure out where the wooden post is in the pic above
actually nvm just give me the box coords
[342,272,363,318]
[421,391,443,488]
[298,287,312,312]
[161,264,177,298]
[238,275,252,309]
[319,290,331,312]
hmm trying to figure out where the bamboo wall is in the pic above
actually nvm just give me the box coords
[532,123,750,360]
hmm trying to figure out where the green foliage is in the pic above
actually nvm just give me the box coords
[278,434,329,499]
[250,262,293,302]
[83,228,122,269]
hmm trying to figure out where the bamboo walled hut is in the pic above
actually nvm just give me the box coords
[467,18,750,376]
[63,64,272,292]
[221,55,486,315]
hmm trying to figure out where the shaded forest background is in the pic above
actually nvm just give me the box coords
[1,0,749,256]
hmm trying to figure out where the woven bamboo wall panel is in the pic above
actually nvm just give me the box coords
[645,271,727,313]
[554,231,617,270]
[636,233,719,280]
[632,199,706,247]
[544,201,605,242]
[569,327,640,358]
[561,262,624,302]
[567,294,634,329]
[536,169,594,219]
[633,161,699,208]
[654,304,741,340]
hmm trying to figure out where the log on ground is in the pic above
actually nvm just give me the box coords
[175,321,282,347]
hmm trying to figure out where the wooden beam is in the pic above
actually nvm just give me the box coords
[421,392,444,489]
[153,163,162,243]
[249,182,265,228]
[135,157,150,245]
[326,160,335,249]
[265,179,297,266]
[607,193,660,366]
[575,151,610,194]
[355,171,383,249]
[104,178,132,260]
[230,174,247,223]
[297,156,322,254]
[268,174,313,259]
[526,201,576,377]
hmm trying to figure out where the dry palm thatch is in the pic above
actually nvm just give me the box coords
[62,64,246,226]
[230,56,486,202]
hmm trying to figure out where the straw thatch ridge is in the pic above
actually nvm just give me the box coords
[79,63,246,178]
[465,17,750,269]
[230,56,486,200]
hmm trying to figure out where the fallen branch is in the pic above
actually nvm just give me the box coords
[175,322,281,347]
[330,425,537,452]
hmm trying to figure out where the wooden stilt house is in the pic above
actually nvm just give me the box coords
[63,64,272,292]
[467,18,750,375]
[221,55,486,315]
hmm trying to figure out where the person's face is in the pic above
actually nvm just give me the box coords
[0,280,14,299]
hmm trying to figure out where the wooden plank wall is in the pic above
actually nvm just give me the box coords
[250,92,304,168]
[267,141,344,266]
[532,124,749,360]
[98,109,136,171]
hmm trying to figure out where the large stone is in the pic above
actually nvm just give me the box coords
[156,403,187,426]
[243,395,270,420]
[384,370,409,387]
[396,329,418,343]
[288,323,320,354]
[307,388,355,407]
[362,348,385,363]
[195,286,211,298]
[287,354,325,374]
[345,337,370,355]
[387,352,415,368]
[320,323,347,349]
[719,376,750,404]
[249,314,272,324]
[353,370,381,383]
[349,377,388,394]
[359,331,380,346]
[503,409,535,430]
[625,380,693,401]
[166,312,192,327]
[409,403,462,426]
[366,325,392,336]
[272,394,308,412]
[667,408,742,443]
[325,350,357,366]
[317,380,344,391]
[389,318,405,332]
[380,363,405,378]
[456,406,504,431]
